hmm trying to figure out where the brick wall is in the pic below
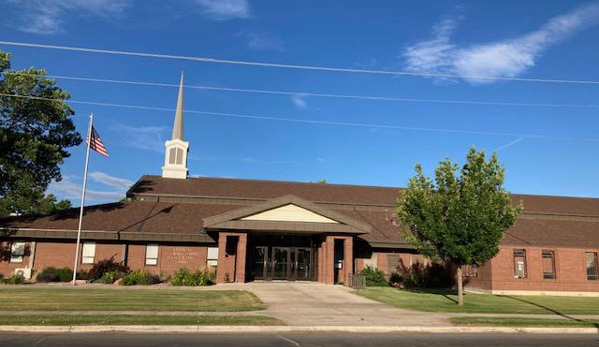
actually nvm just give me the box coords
[489,246,599,293]
[0,240,210,280]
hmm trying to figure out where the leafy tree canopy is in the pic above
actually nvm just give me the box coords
[0,50,81,216]
[397,147,522,304]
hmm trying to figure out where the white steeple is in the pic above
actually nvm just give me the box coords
[161,72,189,179]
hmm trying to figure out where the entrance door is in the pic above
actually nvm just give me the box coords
[252,246,268,280]
[295,248,313,281]
[272,247,290,280]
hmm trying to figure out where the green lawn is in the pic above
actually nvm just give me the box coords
[451,317,599,328]
[0,288,266,312]
[357,287,599,315]
[0,315,282,326]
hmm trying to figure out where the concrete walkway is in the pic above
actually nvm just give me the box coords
[216,282,451,326]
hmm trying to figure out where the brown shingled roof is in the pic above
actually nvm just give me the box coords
[130,175,599,216]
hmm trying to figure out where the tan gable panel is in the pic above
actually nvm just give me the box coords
[240,204,339,223]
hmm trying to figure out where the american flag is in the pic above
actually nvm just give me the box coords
[87,126,109,157]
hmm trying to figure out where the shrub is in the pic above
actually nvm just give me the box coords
[170,268,215,286]
[0,273,4,279]
[88,257,129,280]
[36,267,73,283]
[389,272,403,285]
[100,270,127,284]
[358,266,389,287]
[121,270,159,286]
[0,274,25,284]
[400,262,453,288]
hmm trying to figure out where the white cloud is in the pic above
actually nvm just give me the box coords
[402,3,599,84]
[194,0,250,20]
[3,0,130,34]
[89,171,133,190]
[239,31,285,51]
[49,177,125,203]
[111,123,169,153]
[291,94,307,110]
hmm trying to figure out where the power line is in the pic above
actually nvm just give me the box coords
[2,92,598,143]
[1,41,599,85]
[3,71,599,109]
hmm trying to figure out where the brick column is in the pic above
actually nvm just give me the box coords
[343,236,354,286]
[235,233,248,283]
[325,235,336,284]
[216,232,229,284]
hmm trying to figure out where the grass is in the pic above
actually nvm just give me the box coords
[0,315,282,326]
[0,288,266,312]
[357,287,599,315]
[451,317,599,328]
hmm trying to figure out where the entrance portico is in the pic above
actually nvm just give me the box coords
[202,194,371,284]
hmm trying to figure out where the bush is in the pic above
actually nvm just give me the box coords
[400,262,453,288]
[88,257,129,280]
[0,275,25,284]
[358,266,389,287]
[36,267,73,283]
[170,268,215,286]
[121,270,159,286]
[389,272,403,285]
[100,270,127,284]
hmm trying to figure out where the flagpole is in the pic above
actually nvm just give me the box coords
[72,113,93,284]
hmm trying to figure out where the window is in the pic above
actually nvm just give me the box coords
[10,242,25,263]
[207,247,218,267]
[168,147,184,165]
[145,244,159,265]
[81,242,96,264]
[542,250,556,279]
[463,265,478,278]
[586,252,598,280]
[513,249,527,278]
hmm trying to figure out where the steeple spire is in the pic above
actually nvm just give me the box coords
[162,72,189,179]
[172,71,184,140]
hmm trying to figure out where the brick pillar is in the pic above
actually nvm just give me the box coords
[343,236,354,286]
[235,233,248,283]
[216,232,229,284]
[325,235,336,284]
[317,235,326,283]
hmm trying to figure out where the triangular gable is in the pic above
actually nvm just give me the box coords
[202,194,371,234]
[241,204,339,223]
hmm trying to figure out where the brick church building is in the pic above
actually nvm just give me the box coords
[1,75,598,295]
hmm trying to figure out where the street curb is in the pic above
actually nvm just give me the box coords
[0,325,597,334]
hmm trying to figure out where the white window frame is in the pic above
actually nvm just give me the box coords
[81,242,96,264]
[145,244,159,266]
[10,242,26,263]
[207,247,218,266]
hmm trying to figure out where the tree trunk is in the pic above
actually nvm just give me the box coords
[457,265,464,306]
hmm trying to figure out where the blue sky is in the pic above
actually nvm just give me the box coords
[1,0,599,204]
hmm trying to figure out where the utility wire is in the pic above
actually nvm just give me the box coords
[2,92,597,143]
[2,71,599,109]
[1,41,599,85]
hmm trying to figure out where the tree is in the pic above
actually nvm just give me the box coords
[397,147,522,305]
[0,50,81,216]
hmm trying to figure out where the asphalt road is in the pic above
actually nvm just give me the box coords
[1,333,599,347]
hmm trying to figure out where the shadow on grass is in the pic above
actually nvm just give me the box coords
[497,295,599,328]
[403,287,459,304]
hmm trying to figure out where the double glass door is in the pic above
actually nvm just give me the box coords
[253,246,314,281]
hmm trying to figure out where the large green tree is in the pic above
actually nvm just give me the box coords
[397,147,522,305]
[0,50,81,216]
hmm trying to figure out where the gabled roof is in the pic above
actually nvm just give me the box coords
[203,194,372,234]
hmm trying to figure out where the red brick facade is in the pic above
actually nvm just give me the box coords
[465,246,599,294]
